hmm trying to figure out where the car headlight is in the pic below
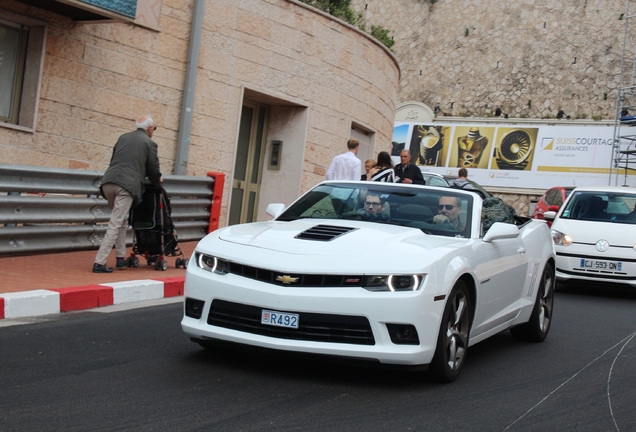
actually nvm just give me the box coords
[362,275,425,292]
[195,253,230,274]
[551,229,572,246]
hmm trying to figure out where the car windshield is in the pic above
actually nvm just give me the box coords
[277,183,473,238]
[560,191,636,223]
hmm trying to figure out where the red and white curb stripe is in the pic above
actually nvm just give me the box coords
[0,277,184,320]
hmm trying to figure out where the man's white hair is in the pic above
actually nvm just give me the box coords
[135,115,154,129]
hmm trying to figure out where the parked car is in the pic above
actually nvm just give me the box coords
[532,186,575,226]
[182,181,555,382]
[420,171,452,187]
[545,186,636,287]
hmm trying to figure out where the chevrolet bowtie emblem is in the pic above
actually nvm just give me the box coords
[276,275,299,284]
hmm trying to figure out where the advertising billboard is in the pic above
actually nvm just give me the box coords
[392,122,631,188]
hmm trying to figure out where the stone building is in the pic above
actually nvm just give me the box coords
[0,0,399,225]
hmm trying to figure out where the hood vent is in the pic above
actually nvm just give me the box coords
[295,224,357,241]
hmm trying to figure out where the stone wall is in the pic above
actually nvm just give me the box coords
[0,0,194,173]
[351,0,626,121]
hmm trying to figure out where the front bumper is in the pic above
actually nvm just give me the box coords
[555,245,636,287]
[181,267,445,366]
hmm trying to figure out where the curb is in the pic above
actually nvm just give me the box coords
[0,276,185,320]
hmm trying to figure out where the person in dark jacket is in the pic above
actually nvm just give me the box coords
[92,115,162,273]
[394,150,425,184]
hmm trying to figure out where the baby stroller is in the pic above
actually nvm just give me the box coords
[127,185,188,271]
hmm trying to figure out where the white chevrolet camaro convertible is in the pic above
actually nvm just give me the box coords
[182,182,555,382]
[546,186,636,287]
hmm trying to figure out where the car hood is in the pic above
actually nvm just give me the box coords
[552,218,635,247]
[196,219,468,273]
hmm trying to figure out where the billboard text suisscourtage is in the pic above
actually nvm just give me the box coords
[392,122,628,188]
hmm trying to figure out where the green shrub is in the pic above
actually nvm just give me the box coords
[300,0,394,49]
[369,25,395,49]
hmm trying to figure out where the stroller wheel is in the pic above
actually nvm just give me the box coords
[132,257,140,268]
[154,259,161,270]
[175,258,183,268]
[160,260,168,271]
[182,258,189,269]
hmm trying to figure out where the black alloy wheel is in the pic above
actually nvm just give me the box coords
[429,280,472,383]
[510,261,555,342]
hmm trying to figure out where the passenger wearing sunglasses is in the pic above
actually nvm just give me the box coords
[433,196,463,230]
[363,192,387,216]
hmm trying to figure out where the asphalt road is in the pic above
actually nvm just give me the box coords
[0,283,635,432]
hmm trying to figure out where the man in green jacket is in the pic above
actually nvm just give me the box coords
[93,115,162,273]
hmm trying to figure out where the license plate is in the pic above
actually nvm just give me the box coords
[579,259,622,271]
[261,309,299,329]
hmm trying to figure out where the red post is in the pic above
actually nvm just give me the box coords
[206,172,225,233]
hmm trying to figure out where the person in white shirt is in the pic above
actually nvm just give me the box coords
[326,138,361,180]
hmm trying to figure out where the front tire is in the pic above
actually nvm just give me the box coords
[429,280,472,383]
[510,262,554,342]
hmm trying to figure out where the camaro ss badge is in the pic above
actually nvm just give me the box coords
[595,240,609,252]
[276,275,299,284]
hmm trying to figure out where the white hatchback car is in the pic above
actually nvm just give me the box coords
[545,186,636,286]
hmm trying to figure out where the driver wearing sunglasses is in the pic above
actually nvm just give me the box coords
[433,196,463,229]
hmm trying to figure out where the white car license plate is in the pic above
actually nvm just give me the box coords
[261,309,299,329]
[579,259,622,271]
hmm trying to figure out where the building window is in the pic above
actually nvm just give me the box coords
[0,12,46,131]
[0,22,28,124]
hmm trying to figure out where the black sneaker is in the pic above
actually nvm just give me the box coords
[116,257,129,269]
[93,263,113,273]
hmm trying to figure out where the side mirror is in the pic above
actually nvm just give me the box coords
[482,222,520,243]
[266,203,286,219]
[543,211,557,221]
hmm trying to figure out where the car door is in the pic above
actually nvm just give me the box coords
[471,224,529,337]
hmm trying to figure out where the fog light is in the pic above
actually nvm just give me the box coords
[386,323,420,345]
[185,298,205,319]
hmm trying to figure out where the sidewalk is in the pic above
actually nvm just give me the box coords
[0,241,198,320]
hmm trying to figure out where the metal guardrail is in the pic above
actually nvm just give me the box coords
[0,164,215,256]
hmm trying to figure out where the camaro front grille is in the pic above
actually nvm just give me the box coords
[208,299,375,345]
[228,261,363,287]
